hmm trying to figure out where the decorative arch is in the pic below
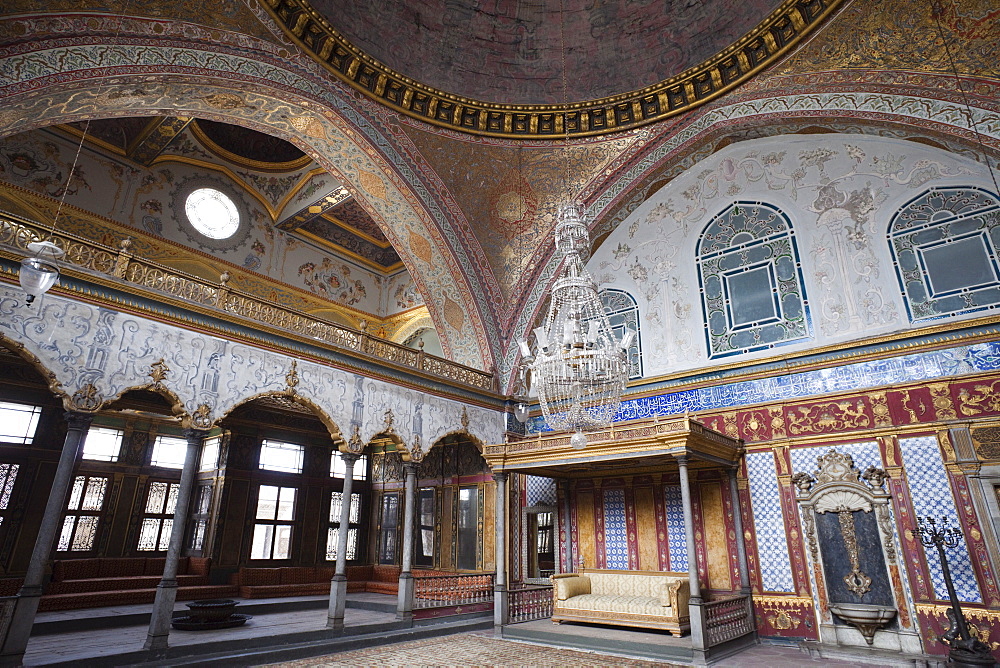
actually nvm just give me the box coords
[97,381,189,425]
[0,333,66,405]
[0,20,494,371]
[215,390,345,445]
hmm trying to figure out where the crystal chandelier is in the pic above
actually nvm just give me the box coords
[517,203,632,449]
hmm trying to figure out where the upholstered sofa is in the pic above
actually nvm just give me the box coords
[552,569,691,636]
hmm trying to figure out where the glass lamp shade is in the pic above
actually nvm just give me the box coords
[19,256,59,304]
[513,401,530,423]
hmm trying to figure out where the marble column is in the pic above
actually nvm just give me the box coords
[677,455,706,654]
[145,428,206,650]
[327,452,360,631]
[396,461,419,621]
[728,467,752,595]
[493,472,508,629]
[0,412,93,666]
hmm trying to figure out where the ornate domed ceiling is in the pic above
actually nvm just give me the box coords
[265,0,844,137]
[314,0,784,105]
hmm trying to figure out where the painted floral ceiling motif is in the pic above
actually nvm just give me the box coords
[62,117,401,273]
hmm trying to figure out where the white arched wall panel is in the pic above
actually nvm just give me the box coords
[590,133,995,377]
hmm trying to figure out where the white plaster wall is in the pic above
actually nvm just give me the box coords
[590,134,992,377]
[0,286,504,454]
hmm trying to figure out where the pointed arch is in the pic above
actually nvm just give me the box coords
[0,20,494,371]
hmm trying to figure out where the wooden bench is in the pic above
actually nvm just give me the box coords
[0,557,238,611]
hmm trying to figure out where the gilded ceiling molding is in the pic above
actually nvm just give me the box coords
[261,0,844,139]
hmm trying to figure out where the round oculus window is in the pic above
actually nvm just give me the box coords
[184,187,241,240]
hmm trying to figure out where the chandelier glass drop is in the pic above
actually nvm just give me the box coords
[519,203,631,449]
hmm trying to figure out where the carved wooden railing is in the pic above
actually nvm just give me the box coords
[413,572,495,609]
[0,214,494,391]
[704,594,755,647]
[509,584,553,623]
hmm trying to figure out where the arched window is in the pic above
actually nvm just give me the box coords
[697,202,809,358]
[598,289,642,379]
[889,187,1000,321]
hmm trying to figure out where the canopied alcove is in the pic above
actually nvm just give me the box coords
[485,416,756,662]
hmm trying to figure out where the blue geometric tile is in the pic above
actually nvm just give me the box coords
[789,441,882,482]
[526,340,1000,433]
[898,436,982,603]
[526,476,556,507]
[663,485,688,572]
[746,451,795,593]
[603,488,629,570]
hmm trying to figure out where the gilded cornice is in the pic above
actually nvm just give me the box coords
[261,0,845,139]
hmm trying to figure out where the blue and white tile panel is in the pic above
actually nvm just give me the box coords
[663,485,689,572]
[526,476,557,507]
[527,340,1000,432]
[745,451,795,593]
[603,488,629,570]
[789,441,883,481]
[898,436,982,603]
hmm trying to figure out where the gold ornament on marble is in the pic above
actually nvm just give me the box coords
[285,360,299,392]
[191,403,213,429]
[148,358,169,386]
[69,383,102,412]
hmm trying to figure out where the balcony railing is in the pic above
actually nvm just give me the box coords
[704,594,755,647]
[0,214,495,391]
[509,584,553,623]
[413,572,495,609]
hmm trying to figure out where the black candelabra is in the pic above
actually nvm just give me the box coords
[911,516,996,668]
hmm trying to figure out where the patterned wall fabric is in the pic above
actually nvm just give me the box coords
[525,476,556,507]
[603,488,629,570]
[663,484,688,572]
[898,436,983,603]
[745,451,795,593]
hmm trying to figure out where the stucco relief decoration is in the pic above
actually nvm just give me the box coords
[589,133,988,377]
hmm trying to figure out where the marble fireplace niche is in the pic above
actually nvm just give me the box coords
[792,450,921,654]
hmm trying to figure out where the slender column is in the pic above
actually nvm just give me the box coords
[396,461,419,621]
[144,428,205,650]
[728,467,751,595]
[493,472,509,629]
[0,412,93,666]
[677,455,706,654]
[327,452,360,631]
